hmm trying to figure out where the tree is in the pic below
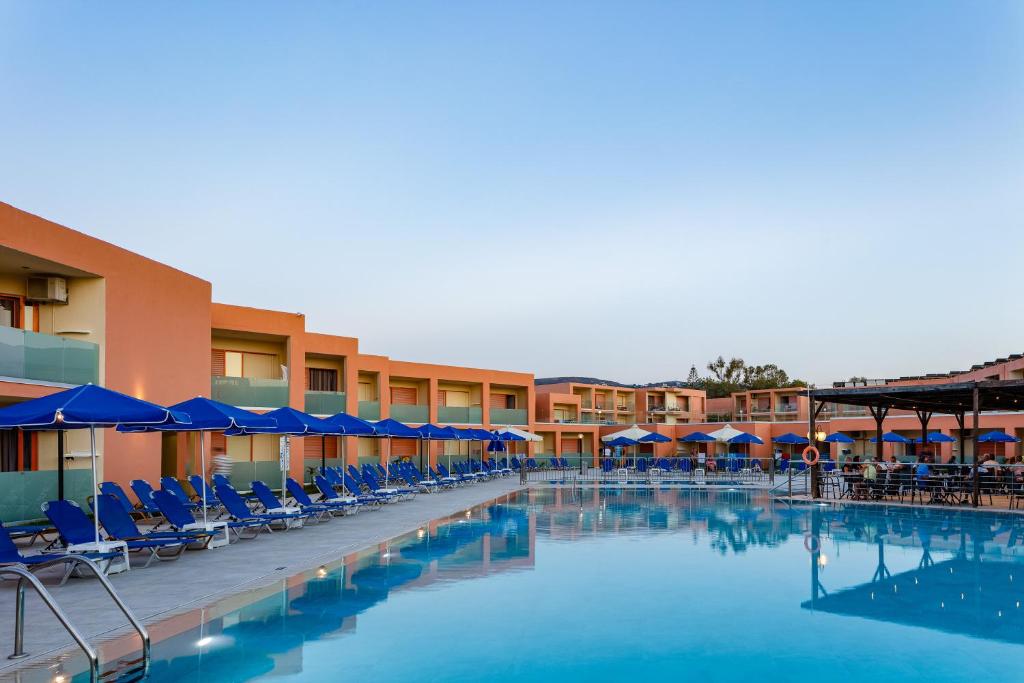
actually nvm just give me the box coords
[706,356,745,384]
[699,357,806,398]
[685,365,702,388]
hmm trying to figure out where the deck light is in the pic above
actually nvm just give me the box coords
[317,566,327,578]
[196,637,215,648]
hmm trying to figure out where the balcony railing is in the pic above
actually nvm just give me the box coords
[0,327,99,385]
[0,469,92,522]
[579,400,593,409]
[438,406,483,424]
[490,407,528,425]
[358,401,381,421]
[390,404,429,423]
[304,391,347,416]
[211,376,289,408]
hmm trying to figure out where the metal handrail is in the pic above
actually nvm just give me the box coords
[3,555,150,681]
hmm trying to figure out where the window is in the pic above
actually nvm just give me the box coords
[0,295,20,328]
[358,382,376,401]
[391,386,418,405]
[306,368,338,392]
[0,431,31,472]
[211,349,280,379]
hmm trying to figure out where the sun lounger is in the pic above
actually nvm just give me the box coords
[250,480,326,523]
[91,494,212,558]
[215,482,304,531]
[45,499,190,568]
[99,481,144,517]
[0,522,120,583]
[287,477,360,514]
[159,476,202,511]
[151,489,263,542]
[316,474,383,507]
[128,479,168,518]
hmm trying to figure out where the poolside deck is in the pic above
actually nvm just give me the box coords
[0,479,523,676]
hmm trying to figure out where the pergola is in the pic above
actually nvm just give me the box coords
[807,379,1024,505]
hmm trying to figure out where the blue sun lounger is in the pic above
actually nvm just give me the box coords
[215,483,304,531]
[91,494,211,557]
[45,499,189,568]
[128,479,167,518]
[0,522,120,583]
[99,481,144,517]
[188,475,220,507]
[287,477,360,514]
[316,474,383,507]
[159,476,202,511]
[250,481,325,523]
[151,489,264,542]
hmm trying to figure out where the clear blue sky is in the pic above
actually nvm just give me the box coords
[1,1,1021,385]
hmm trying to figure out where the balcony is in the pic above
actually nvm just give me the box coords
[579,399,593,409]
[0,327,99,385]
[304,391,346,416]
[390,404,429,423]
[358,401,381,421]
[490,407,528,425]
[211,376,289,408]
[438,406,483,424]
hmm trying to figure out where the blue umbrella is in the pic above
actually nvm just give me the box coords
[0,384,191,545]
[870,432,911,443]
[606,436,638,447]
[226,407,341,492]
[415,424,452,472]
[914,432,956,444]
[118,396,276,524]
[823,432,855,444]
[977,431,1020,443]
[324,412,377,476]
[772,433,809,445]
[728,433,764,445]
[370,418,419,485]
[462,428,496,468]
[680,432,715,442]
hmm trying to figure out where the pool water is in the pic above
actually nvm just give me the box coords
[31,488,1024,682]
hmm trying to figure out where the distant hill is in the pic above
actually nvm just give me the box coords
[535,376,696,389]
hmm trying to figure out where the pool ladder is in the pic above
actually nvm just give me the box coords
[3,555,150,682]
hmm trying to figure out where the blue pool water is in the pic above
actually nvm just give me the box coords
[33,488,1024,682]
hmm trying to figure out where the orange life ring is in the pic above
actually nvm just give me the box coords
[802,446,820,466]
[804,534,820,554]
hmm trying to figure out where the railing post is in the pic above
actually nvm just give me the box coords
[11,577,26,659]
[788,465,792,499]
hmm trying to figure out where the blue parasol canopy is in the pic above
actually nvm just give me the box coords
[639,432,672,443]
[117,396,272,433]
[606,436,638,447]
[977,431,1021,443]
[225,406,339,436]
[465,428,495,441]
[773,432,809,445]
[870,432,911,444]
[0,383,190,430]
[728,432,765,445]
[325,412,377,436]
[823,432,855,444]
[415,423,451,440]
[914,432,957,444]
[679,431,716,443]
[370,418,419,439]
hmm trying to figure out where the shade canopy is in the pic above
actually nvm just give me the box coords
[605,436,638,447]
[0,384,190,430]
[494,426,542,442]
[486,440,506,452]
[977,431,1021,444]
[773,432,809,445]
[870,432,912,444]
[371,418,420,439]
[601,425,661,443]
[225,406,339,436]
[679,431,716,443]
[415,423,452,440]
[117,396,273,433]
[325,412,377,436]
[728,432,765,445]
[464,428,495,441]
[914,432,957,444]
[823,432,855,444]
[706,424,745,442]
[639,432,672,443]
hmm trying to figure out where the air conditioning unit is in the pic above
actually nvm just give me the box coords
[26,276,68,304]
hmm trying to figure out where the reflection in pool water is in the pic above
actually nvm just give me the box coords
[32,488,1024,682]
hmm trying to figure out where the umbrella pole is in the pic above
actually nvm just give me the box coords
[321,437,326,480]
[385,436,391,487]
[199,433,208,526]
[90,426,99,545]
[57,430,65,501]
[282,435,289,496]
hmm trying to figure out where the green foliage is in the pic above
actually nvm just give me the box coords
[700,356,806,398]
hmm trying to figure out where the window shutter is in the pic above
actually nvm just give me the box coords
[489,393,507,409]
[560,438,580,454]
[391,387,417,405]
[211,349,226,377]
[391,439,417,457]
[437,390,446,407]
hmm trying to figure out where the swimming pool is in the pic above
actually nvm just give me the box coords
[23,487,1024,682]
